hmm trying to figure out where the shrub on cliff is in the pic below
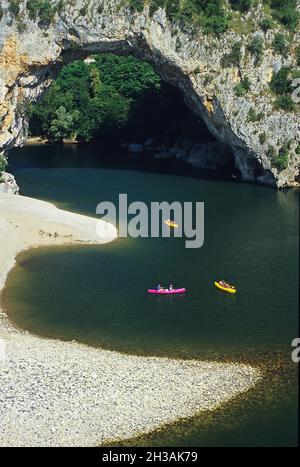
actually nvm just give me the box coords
[128,0,298,33]
[270,67,292,95]
[270,0,299,32]
[272,33,288,56]
[273,145,289,171]
[267,145,289,171]
[229,0,252,12]
[26,0,61,24]
[247,36,264,66]
[259,132,267,145]
[8,0,21,16]
[247,107,265,122]
[132,0,230,34]
[149,0,166,16]
[296,46,300,66]
[270,66,295,110]
[274,94,295,111]
[221,42,242,67]
[234,76,251,96]
[259,18,274,31]
[129,0,145,12]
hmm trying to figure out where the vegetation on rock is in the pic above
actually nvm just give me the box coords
[234,76,251,96]
[229,0,252,12]
[128,0,299,33]
[267,144,289,171]
[8,0,21,16]
[2,1,298,37]
[247,107,265,122]
[247,36,264,66]
[259,132,267,144]
[270,67,296,111]
[272,33,288,56]
[221,42,242,67]
[259,18,274,31]
[26,0,58,24]
[269,0,299,32]
[274,144,289,171]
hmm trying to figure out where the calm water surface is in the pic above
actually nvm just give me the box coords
[2,144,299,446]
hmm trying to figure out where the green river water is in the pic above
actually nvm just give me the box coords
[2,144,299,446]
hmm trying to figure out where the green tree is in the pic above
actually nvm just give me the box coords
[93,55,161,98]
[49,106,78,142]
[29,55,161,143]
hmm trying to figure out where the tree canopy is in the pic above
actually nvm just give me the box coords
[29,54,161,143]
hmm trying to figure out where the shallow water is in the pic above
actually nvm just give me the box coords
[3,144,299,446]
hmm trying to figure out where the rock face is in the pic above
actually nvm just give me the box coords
[0,0,299,187]
[0,172,19,194]
[153,138,233,171]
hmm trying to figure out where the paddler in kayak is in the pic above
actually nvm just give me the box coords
[164,219,178,228]
[220,280,235,289]
[156,284,174,291]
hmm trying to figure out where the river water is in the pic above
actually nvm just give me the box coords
[2,144,299,446]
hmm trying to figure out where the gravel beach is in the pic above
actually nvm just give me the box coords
[0,193,261,447]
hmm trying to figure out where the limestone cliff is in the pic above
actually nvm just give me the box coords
[0,0,299,187]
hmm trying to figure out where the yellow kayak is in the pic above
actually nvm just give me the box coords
[164,220,179,228]
[214,281,236,294]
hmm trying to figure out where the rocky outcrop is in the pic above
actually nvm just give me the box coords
[153,138,233,170]
[0,0,299,187]
[0,172,19,194]
[126,137,234,173]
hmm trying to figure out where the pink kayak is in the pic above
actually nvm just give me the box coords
[148,288,186,295]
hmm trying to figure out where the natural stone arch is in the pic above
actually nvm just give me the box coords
[0,0,299,187]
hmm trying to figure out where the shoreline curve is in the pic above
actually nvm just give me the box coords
[0,193,261,447]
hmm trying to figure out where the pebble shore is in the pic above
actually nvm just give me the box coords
[0,193,261,447]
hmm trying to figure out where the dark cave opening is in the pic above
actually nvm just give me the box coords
[27,54,237,181]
